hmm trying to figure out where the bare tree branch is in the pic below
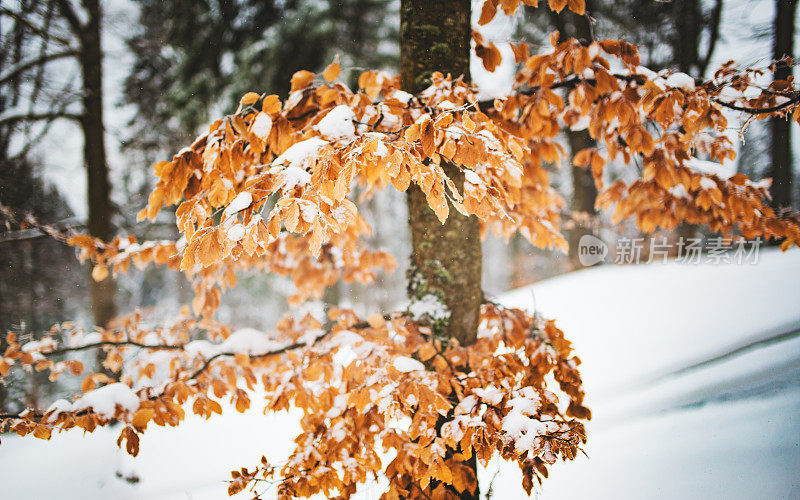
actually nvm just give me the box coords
[45,340,188,356]
[700,0,724,75]
[0,48,79,86]
[0,111,82,127]
[0,6,74,46]
[714,94,800,114]
[54,0,84,34]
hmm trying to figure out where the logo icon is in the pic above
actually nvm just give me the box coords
[578,234,607,266]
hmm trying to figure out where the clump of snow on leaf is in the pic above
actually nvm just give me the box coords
[282,166,312,191]
[392,356,426,373]
[388,89,413,103]
[184,339,218,358]
[699,177,718,191]
[314,105,356,140]
[251,113,273,139]
[409,294,450,322]
[226,223,246,242]
[686,157,735,179]
[273,137,327,170]
[634,65,658,80]
[71,383,140,419]
[502,387,558,453]
[219,328,286,355]
[474,384,503,405]
[665,72,696,91]
[44,399,73,422]
[223,192,252,218]
[670,184,690,199]
[272,138,326,190]
[464,169,482,185]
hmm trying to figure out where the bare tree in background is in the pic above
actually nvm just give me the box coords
[0,0,88,410]
[768,0,798,214]
[0,0,116,348]
[547,1,600,268]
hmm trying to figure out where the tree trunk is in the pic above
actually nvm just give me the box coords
[567,129,599,266]
[400,1,481,498]
[671,0,704,243]
[552,2,601,268]
[80,0,116,332]
[671,0,702,75]
[400,0,481,348]
[768,0,797,212]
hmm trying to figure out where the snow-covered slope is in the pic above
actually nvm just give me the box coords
[502,248,800,399]
[491,248,800,500]
[2,249,799,499]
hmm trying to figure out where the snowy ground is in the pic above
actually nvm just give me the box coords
[495,247,800,499]
[2,249,799,499]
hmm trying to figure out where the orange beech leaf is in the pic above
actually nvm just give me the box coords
[91,264,109,282]
[81,373,109,392]
[290,70,315,91]
[475,41,502,72]
[511,42,530,63]
[323,56,341,82]
[478,0,498,25]
[131,408,154,431]
[33,425,52,440]
[196,230,221,268]
[567,0,585,15]
[239,92,260,108]
[261,94,281,114]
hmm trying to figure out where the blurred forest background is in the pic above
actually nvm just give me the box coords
[0,0,797,415]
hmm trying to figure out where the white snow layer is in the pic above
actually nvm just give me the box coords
[392,357,426,373]
[282,165,312,191]
[686,157,736,179]
[225,223,246,242]
[314,105,356,140]
[408,294,450,322]
[665,72,696,91]
[222,192,252,219]
[251,113,273,139]
[70,383,140,419]
[272,137,328,170]
[388,90,413,103]
[218,328,284,355]
[464,169,481,185]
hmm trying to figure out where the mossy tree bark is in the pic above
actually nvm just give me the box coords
[400,2,482,498]
[400,0,481,348]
